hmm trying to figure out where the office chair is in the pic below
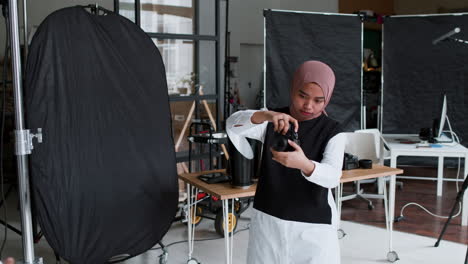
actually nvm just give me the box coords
[355,129,403,193]
[341,132,386,210]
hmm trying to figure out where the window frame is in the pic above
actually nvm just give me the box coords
[114,0,223,164]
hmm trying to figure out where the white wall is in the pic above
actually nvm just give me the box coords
[227,0,338,109]
[395,0,468,15]
[239,43,263,108]
[228,0,338,56]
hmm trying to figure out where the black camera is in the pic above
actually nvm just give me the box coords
[343,153,359,170]
[270,125,300,152]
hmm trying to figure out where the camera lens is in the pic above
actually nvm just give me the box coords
[271,135,288,152]
[270,122,300,152]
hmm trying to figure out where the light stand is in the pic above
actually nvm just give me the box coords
[6,0,42,263]
[223,0,231,119]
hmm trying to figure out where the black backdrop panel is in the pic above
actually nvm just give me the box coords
[383,15,468,144]
[265,10,362,131]
[25,7,178,264]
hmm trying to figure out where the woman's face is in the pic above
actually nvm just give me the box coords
[289,82,325,121]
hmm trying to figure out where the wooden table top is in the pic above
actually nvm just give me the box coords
[178,169,256,200]
[341,164,403,183]
[178,165,403,200]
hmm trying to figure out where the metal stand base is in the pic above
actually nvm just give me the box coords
[16,258,43,264]
[187,258,199,264]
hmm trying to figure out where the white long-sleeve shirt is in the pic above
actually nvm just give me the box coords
[226,110,346,189]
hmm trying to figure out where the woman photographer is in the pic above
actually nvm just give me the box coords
[226,60,345,264]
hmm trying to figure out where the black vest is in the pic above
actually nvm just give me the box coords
[254,108,342,224]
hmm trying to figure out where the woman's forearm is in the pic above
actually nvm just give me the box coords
[251,111,268,124]
[301,160,316,176]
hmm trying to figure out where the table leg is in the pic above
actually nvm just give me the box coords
[186,184,199,263]
[389,174,396,252]
[383,176,389,232]
[462,154,468,226]
[335,186,339,212]
[187,183,193,260]
[338,183,343,223]
[387,154,400,262]
[386,174,400,262]
[378,177,384,195]
[230,199,234,263]
[437,156,444,197]
[337,183,346,239]
[222,199,233,264]
[335,185,340,220]
[390,155,397,238]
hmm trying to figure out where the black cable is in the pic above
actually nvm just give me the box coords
[106,226,250,264]
[106,227,250,264]
[0,2,9,259]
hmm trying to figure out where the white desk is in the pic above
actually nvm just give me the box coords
[384,134,468,226]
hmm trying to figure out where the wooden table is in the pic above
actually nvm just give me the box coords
[341,164,403,183]
[179,164,403,264]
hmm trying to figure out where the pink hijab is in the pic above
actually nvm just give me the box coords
[290,60,336,115]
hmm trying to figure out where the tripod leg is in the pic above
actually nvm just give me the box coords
[465,245,467,264]
[0,185,14,208]
[436,174,468,247]
[54,251,61,264]
[0,218,22,235]
[434,200,460,247]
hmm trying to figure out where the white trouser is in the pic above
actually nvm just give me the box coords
[247,209,340,264]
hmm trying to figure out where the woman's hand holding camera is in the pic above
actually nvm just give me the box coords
[1,258,15,264]
[252,111,314,174]
[251,111,298,135]
[271,140,315,175]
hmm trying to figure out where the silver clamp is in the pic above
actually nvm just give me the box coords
[15,128,43,155]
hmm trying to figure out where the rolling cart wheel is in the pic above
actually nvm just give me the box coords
[158,251,168,264]
[368,202,375,210]
[234,200,242,214]
[337,229,346,239]
[215,210,238,237]
[387,251,399,262]
[190,206,203,226]
[187,258,199,264]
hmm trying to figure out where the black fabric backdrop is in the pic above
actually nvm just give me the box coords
[383,15,468,145]
[265,10,362,131]
[25,7,178,263]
